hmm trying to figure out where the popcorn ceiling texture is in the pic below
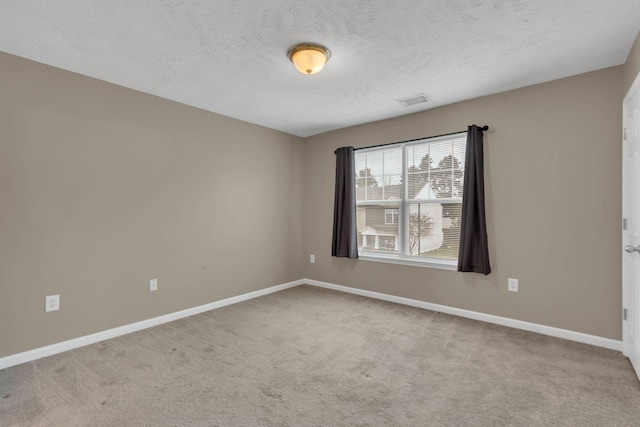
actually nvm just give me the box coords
[0,0,639,137]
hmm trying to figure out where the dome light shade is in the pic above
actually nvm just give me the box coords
[288,43,331,75]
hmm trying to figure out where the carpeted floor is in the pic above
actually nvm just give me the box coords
[1,285,639,426]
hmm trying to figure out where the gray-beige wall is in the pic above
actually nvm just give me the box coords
[624,30,640,93]
[303,65,624,340]
[0,52,304,357]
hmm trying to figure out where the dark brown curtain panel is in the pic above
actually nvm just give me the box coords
[458,125,491,274]
[332,146,358,259]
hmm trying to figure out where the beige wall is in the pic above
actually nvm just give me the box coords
[303,66,624,340]
[624,30,640,93]
[0,52,304,357]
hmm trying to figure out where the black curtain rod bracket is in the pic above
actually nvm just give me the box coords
[348,125,489,152]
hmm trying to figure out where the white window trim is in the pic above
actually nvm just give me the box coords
[358,253,458,270]
[355,132,466,269]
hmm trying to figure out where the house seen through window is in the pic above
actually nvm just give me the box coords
[355,132,466,265]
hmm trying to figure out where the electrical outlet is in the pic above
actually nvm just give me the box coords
[508,278,519,292]
[45,295,60,312]
[310,254,315,263]
[150,278,158,292]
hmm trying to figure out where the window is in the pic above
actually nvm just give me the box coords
[355,132,466,267]
[385,209,399,224]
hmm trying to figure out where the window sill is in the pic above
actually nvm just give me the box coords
[357,254,458,271]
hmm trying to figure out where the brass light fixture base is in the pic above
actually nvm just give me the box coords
[287,42,331,75]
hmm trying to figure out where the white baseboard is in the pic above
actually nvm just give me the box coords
[0,280,303,370]
[1,277,622,371]
[303,279,623,352]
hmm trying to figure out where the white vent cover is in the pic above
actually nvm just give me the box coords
[397,94,428,107]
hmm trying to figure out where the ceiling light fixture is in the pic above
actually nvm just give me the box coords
[287,42,331,75]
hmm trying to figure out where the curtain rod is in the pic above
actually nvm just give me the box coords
[350,125,489,152]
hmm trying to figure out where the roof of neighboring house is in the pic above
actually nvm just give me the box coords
[359,225,398,235]
[356,179,437,201]
[356,184,401,201]
[415,182,437,199]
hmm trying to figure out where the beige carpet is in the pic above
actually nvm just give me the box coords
[1,285,639,426]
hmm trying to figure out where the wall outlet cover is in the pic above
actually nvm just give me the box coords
[45,295,60,312]
[150,279,158,291]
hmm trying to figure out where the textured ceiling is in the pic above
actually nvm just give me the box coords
[1,1,640,137]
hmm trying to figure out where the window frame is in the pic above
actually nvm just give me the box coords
[355,132,466,270]
[384,208,399,225]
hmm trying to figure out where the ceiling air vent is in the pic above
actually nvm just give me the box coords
[397,94,428,107]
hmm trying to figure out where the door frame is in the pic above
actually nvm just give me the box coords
[622,69,640,379]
